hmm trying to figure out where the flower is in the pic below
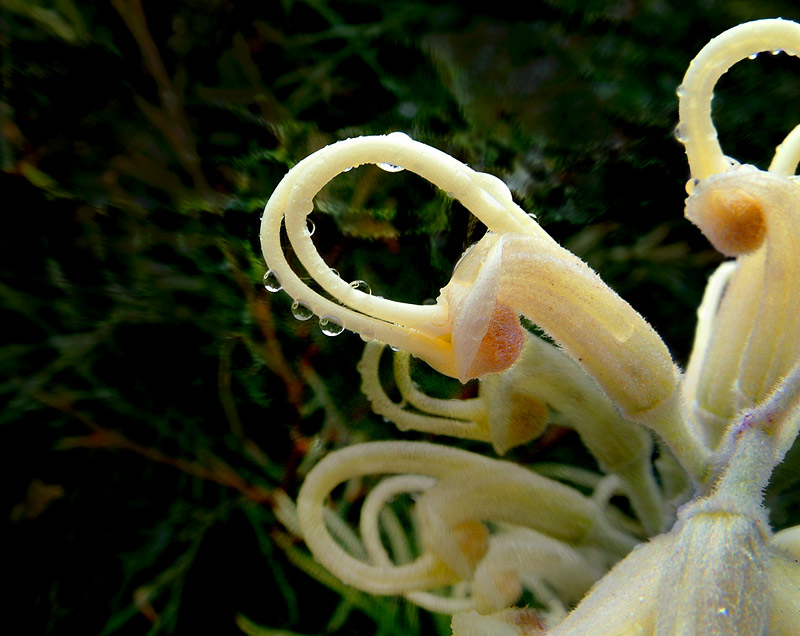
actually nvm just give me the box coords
[261,18,800,636]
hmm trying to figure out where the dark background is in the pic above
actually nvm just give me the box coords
[5,1,800,634]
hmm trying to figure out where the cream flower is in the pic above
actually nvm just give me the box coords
[261,18,800,636]
[260,129,704,477]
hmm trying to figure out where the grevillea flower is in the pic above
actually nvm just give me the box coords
[261,18,800,636]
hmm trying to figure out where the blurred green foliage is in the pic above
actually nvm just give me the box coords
[5,0,800,634]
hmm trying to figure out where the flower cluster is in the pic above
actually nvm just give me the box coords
[261,19,800,636]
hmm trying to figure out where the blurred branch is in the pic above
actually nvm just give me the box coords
[37,388,272,503]
[0,0,89,44]
[219,240,305,410]
[110,0,211,196]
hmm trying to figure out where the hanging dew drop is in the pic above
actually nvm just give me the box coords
[304,218,316,236]
[319,316,344,337]
[343,166,354,172]
[387,131,411,142]
[331,268,340,278]
[378,162,404,173]
[291,300,314,321]
[298,199,313,215]
[263,269,282,292]
[360,329,376,342]
[350,279,371,294]
[748,53,759,60]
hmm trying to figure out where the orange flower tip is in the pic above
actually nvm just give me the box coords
[506,608,546,634]
[452,520,490,571]
[461,304,526,382]
[686,181,766,257]
[491,394,549,455]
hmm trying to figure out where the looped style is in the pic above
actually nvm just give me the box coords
[358,337,665,535]
[261,133,705,479]
[260,131,547,379]
[295,440,626,617]
[678,18,800,181]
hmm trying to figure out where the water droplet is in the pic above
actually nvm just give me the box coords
[748,53,759,60]
[673,124,686,142]
[360,329,376,342]
[263,269,282,292]
[319,316,344,337]
[304,219,316,236]
[772,49,783,56]
[675,84,685,98]
[349,279,371,294]
[378,162,404,173]
[291,300,314,321]
[685,178,699,195]
[343,166,354,172]
[389,345,400,352]
[527,212,538,220]
[611,320,635,344]
[330,268,340,278]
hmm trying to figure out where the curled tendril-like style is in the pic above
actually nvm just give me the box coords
[358,338,666,535]
[295,440,629,618]
[262,18,800,636]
